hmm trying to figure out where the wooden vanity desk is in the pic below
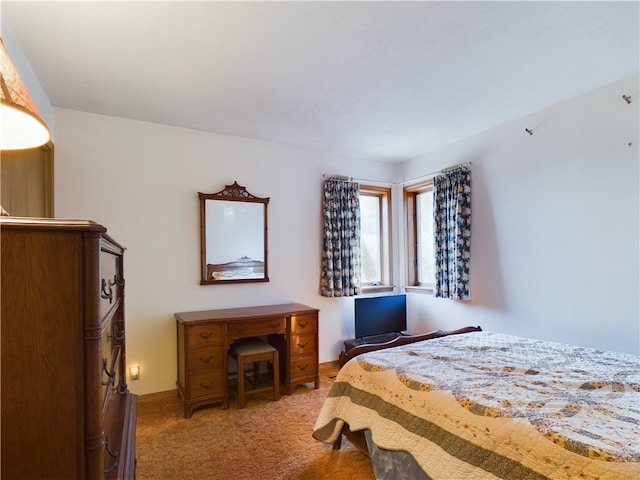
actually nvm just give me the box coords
[175,303,319,418]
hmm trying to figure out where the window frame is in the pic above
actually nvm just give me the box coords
[404,180,434,290]
[359,185,393,293]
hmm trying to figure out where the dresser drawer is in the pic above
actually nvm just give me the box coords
[187,345,225,373]
[188,371,226,399]
[188,324,225,348]
[227,317,286,339]
[290,314,317,334]
[290,334,317,356]
[100,250,122,323]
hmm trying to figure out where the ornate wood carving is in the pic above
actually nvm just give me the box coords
[201,181,269,203]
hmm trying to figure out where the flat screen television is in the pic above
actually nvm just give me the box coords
[354,294,407,339]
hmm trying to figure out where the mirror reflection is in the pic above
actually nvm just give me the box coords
[199,182,269,284]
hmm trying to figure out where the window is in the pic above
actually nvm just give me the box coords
[359,185,392,289]
[404,181,435,288]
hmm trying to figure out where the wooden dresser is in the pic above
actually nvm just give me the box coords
[175,303,319,418]
[1,217,137,479]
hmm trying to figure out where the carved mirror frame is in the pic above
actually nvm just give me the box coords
[199,182,270,285]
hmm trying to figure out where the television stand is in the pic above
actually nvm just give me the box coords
[338,326,482,367]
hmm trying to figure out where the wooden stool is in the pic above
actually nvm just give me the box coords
[229,338,280,409]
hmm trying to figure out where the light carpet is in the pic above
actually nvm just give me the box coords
[135,363,374,480]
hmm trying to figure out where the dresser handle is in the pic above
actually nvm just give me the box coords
[200,381,214,389]
[269,322,279,329]
[109,326,125,342]
[199,332,213,340]
[297,364,308,371]
[200,355,214,364]
[102,358,115,378]
[298,321,308,329]
[100,279,113,303]
[104,436,119,473]
[297,342,308,349]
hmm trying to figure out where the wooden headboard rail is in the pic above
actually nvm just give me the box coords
[338,325,482,367]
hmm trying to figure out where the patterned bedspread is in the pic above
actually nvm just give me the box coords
[313,331,640,479]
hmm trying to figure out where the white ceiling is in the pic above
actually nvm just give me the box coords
[2,1,638,162]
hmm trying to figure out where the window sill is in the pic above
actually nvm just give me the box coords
[404,286,433,294]
[361,285,395,294]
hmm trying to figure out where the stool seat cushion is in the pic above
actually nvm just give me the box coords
[232,340,276,356]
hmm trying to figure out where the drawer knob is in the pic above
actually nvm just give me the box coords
[297,342,308,349]
[298,321,308,328]
[102,358,115,378]
[297,364,308,372]
[199,332,213,340]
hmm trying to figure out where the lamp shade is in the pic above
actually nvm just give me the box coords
[0,38,50,150]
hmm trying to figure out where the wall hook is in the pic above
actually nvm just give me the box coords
[622,94,631,104]
[524,128,533,136]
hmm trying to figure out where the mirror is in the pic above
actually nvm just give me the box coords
[199,182,270,284]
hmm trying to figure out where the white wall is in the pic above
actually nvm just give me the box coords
[52,109,398,394]
[400,74,639,356]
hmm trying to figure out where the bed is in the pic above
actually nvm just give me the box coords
[313,330,640,479]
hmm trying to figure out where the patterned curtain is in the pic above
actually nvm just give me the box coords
[320,178,361,297]
[433,167,471,300]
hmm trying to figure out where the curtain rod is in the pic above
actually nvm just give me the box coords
[441,161,472,173]
[322,174,352,181]
[401,161,472,186]
[324,161,471,186]
[322,174,393,186]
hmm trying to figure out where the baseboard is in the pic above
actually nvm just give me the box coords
[320,360,340,370]
[137,389,179,403]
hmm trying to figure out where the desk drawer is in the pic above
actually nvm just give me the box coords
[188,324,225,348]
[290,334,317,356]
[290,354,317,377]
[188,371,226,399]
[291,314,317,334]
[187,346,225,373]
[227,317,286,339]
